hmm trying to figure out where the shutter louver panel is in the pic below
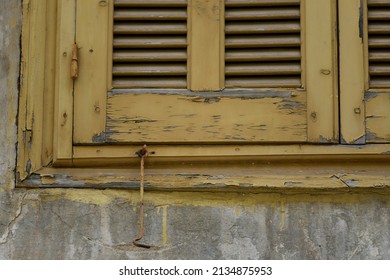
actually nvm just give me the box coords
[113,0,187,88]
[225,0,301,88]
[368,0,390,88]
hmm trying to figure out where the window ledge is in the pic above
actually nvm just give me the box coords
[18,162,390,194]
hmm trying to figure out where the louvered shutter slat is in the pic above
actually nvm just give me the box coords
[114,77,187,88]
[225,0,300,6]
[113,36,187,48]
[114,9,187,20]
[225,0,301,88]
[113,0,187,88]
[113,64,187,76]
[225,7,300,20]
[369,50,390,61]
[226,49,300,61]
[226,77,301,88]
[226,62,301,75]
[114,22,187,34]
[113,49,187,62]
[226,35,300,48]
[226,22,300,34]
[114,0,187,7]
[368,0,390,87]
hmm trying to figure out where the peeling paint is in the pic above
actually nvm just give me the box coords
[366,115,384,119]
[284,181,304,187]
[345,179,359,188]
[278,99,305,111]
[341,133,366,145]
[191,96,221,104]
[365,92,390,143]
[109,88,294,99]
[364,91,379,101]
[92,132,106,143]
[26,159,31,175]
[319,135,333,143]
[366,130,385,141]
[106,93,307,142]
[331,174,359,188]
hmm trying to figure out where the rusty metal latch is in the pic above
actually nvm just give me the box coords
[71,43,78,80]
[133,145,151,249]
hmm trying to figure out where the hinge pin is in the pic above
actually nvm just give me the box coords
[71,43,78,80]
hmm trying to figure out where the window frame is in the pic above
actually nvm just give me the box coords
[17,0,390,185]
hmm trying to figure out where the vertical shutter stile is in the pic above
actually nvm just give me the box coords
[225,0,301,88]
[368,0,390,88]
[113,0,188,88]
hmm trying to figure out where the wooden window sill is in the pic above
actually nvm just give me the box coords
[18,160,390,194]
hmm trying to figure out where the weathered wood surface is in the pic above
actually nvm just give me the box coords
[339,0,366,144]
[105,91,307,143]
[22,163,390,192]
[188,0,224,90]
[53,0,74,161]
[305,0,339,143]
[74,0,110,144]
[366,92,390,143]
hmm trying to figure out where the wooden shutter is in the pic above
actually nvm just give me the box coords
[112,0,188,88]
[365,0,390,142]
[71,0,338,146]
[339,0,390,144]
[368,0,390,88]
[225,0,301,88]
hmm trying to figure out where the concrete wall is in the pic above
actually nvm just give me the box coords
[1,1,390,260]
[0,0,20,191]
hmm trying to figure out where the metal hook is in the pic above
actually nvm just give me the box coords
[133,145,151,249]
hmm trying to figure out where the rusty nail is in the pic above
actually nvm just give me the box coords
[135,144,148,158]
[311,112,317,119]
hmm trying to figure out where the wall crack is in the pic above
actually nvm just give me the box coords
[0,192,28,245]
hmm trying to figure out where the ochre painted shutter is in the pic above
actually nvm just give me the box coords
[113,0,188,88]
[73,0,337,146]
[368,0,390,88]
[365,0,390,143]
[225,0,301,88]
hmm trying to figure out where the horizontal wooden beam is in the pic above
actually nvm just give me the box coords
[20,163,390,193]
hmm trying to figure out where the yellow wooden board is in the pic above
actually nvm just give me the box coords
[104,91,307,143]
[188,0,224,91]
[339,0,366,144]
[305,0,338,143]
[73,0,110,143]
[366,92,390,143]
[53,0,75,161]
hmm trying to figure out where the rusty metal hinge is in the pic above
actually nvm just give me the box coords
[71,43,78,80]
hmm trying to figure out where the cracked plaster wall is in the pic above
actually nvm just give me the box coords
[0,0,20,191]
[1,1,390,260]
[2,189,390,259]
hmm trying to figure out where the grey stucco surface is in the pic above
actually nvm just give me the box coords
[1,0,390,260]
[1,189,390,259]
[0,0,20,190]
